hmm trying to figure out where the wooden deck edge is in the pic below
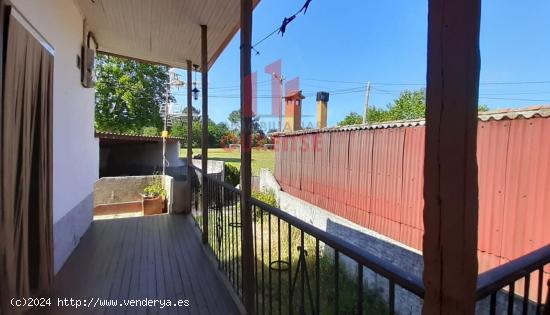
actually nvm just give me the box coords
[189,217,247,315]
[94,201,143,216]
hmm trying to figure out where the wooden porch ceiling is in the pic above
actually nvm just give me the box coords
[32,215,240,314]
[74,0,259,69]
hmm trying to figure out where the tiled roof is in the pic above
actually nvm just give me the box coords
[272,105,550,137]
[94,131,184,142]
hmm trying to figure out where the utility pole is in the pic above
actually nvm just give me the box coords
[162,70,183,176]
[273,72,284,132]
[362,81,371,125]
[162,72,170,176]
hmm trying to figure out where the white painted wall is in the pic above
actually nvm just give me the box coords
[11,0,98,271]
[99,141,184,175]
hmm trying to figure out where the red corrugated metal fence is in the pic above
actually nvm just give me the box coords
[273,116,550,286]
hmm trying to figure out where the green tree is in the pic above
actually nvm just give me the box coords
[171,118,202,147]
[365,89,426,124]
[182,106,201,121]
[337,112,363,126]
[228,110,241,130]
[227,109,262,132]
[366,89,490,124]
[384,89,426,121]
[208,121,230,147]
[141,126,159,136]
[478,104,490,112]
[171,115,230,148]
[94,54,171,133]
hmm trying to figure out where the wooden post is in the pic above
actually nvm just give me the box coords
[422,0,481,314]
[186,60,193,167]
[240,0,255,312]
[200,25,208,243]
[186,60,193,213]
[544,279,550,315]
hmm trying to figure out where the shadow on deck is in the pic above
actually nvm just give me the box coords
[31,215,240,315]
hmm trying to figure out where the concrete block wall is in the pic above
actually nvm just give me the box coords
[93,175,174,214]
[260,169,526,314]
[191,159,225,183]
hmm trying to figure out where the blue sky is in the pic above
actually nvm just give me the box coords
[173,0,550,128]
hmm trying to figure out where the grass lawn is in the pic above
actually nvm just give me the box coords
[181,147,275,176]
[194,209,389,315]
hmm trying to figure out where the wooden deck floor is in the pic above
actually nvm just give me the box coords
[33,215,240,315]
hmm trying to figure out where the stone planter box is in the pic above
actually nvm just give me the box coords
[94,175,174,217]
[142,195,164,215]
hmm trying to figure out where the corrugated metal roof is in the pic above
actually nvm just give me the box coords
[272,105,550,137]
[95,131,184,143]
[478,105,550,121]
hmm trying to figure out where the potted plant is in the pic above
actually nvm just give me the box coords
[141,178,166,215]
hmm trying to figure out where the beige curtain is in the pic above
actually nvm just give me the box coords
[0,9,54,314]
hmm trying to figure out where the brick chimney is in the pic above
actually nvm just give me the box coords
[284,90,305,132]
[316,91,329,128]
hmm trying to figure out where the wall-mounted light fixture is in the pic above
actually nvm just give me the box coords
[81,32,98,88]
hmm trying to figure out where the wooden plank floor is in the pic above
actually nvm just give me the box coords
[32,215,240,315]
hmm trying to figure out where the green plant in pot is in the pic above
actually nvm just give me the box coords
[141,177,166,215]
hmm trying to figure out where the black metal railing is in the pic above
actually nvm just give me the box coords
[190,166,424,314]
[476,245,550,315]
[190,166,550,314]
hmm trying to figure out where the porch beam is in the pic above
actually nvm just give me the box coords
[240,0,255,312]
[200,25,209,243]
[422,0,481,314]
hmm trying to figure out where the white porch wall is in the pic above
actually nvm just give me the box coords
[11,0,98,271]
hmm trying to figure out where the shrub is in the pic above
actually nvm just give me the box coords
[224,164,240,186]
[143,177,166,198]
[251,190,277,207]
[142,126,159,136]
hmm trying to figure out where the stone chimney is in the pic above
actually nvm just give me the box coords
[316,91,329,128]
[284,90,305,132]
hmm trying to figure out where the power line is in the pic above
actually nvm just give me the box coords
[95,77,550,102]
[250,0,313,55]
[479,81,550,85]
[479,96,550,102]
[208,79,271,90]
[302,78,550,86]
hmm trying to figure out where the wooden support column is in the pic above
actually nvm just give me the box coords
[240,0,255,312]
[200,25,208,243]
[422,0,481,314]
[186,60,193,167]
[186,60,193,213]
